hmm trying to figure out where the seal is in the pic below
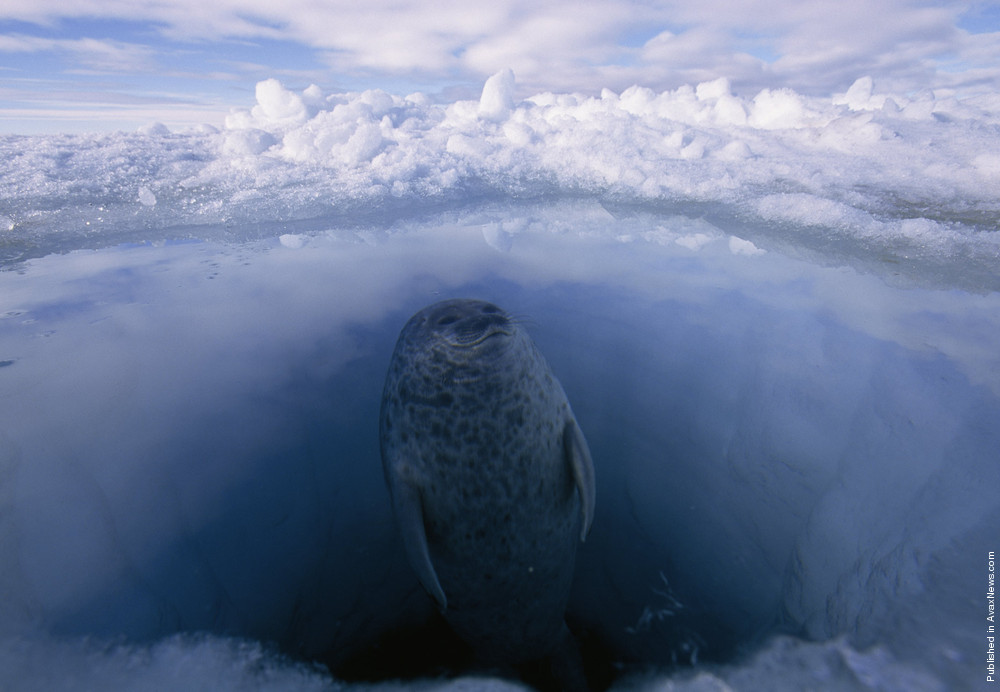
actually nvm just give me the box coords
[379,299,595,680]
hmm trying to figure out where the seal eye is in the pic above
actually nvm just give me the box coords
[437,315,459,326]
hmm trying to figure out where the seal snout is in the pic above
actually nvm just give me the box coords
[456,313,508,342]
[432,301,513,347]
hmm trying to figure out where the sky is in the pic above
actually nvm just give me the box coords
[1,0,999,134]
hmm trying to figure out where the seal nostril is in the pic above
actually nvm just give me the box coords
[437,315,459,326]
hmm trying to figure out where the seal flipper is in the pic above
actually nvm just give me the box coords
[388,472,448,610]
[564,419,595,541]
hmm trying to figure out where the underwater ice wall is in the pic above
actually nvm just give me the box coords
[504,221,1000,683]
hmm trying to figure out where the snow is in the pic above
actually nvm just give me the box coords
[1,71,998,289]
[479,68,517,122]
[0,72,998,690]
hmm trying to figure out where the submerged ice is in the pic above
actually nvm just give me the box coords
[1,72,999,691]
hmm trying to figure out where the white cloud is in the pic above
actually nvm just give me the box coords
[0,34,157,73]
[1,0,999,132]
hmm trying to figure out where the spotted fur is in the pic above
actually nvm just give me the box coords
[379,299,595,665]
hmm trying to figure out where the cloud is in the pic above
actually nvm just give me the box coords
[0,34,157,73]
[1,0,999,133]
[760,2,964,89]
[2,0,993,89]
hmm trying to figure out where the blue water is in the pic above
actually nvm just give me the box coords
[1,200,997,690]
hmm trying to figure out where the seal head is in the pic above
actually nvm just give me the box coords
[379,299,595,666]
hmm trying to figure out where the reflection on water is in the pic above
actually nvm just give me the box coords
[1,200,998,689]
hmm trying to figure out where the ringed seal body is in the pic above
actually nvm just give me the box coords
[379,299,595,670]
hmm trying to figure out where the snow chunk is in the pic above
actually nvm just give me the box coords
[137,187,157,207]
[715,140,752,161]
[749,89,811,129]
[342,121,385,164]
[479,69,516,122]
[252,79,310,127]
[223,128,278,156]
[714,95,748,126]
[696,77,732,102]
[301,84,325,109]
[137,122,170,136]
[446,133,489,158]
[836,76,872,111]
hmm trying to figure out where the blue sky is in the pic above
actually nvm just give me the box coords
[1,0,999,133]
